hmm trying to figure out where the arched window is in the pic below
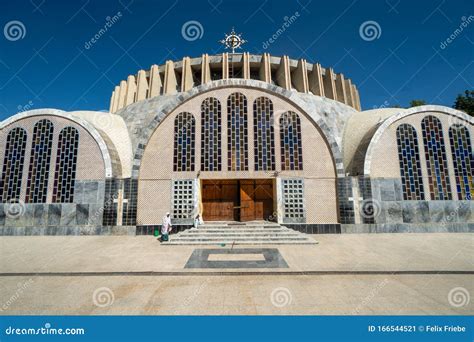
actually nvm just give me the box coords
[0,128,27,202]
[280,111,303,170]
[253,97,275,171]
[25,119,54,203]
[201,97,221,171]
[52,127,79,203]
[421,116,452,200]
[449,124,473,200]
[396,124,425,200]
[173,112,195,172]
[227,92,248,171]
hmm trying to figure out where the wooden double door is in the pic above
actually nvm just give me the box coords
[202,179,274,221]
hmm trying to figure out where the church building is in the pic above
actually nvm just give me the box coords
[0,47,472,236]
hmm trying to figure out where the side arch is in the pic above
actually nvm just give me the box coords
[364,105,474,176]
[0,109,115,178]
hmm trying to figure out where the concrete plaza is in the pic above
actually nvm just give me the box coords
[0,233,472,315]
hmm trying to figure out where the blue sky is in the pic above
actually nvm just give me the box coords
[0,0,472,119]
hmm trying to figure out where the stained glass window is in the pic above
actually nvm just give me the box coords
[421,116,452,200]
[396,124,425,200]
[0,128,27,202]
[227,92,248,171]
[201,97,221,171]
[25,119,54,203]
[253,97,275,171]
[52,127,79,203]
[449,124,473,200]
[173,112,195,172]
[280,111,303,170]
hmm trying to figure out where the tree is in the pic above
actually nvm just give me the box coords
[409,99,427,107]
[453,90,474,116]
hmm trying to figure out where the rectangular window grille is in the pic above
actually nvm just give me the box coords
[254,97,276,171]
[0,128,27,202]
[25,119,54,203]
[102,179,119,226]
[421,115,452,200]
[52,127,79,203]
[280,111,303,171]
[172,180,195,220]
[227,92,249,171]
[282,179,305,220]
[201,97,222,171]
[122,178,138,226]
[173,112,195,172]
[449,124,473,200]
[396,124,425,200]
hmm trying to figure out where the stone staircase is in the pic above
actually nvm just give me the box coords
[161,222,318,245]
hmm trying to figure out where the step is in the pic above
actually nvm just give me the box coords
[191,226,290,229]
[162,240,317,245]
[162,223,317,245]
[179,232,300,236]
[164,238,311,243]
[182,229,291,234]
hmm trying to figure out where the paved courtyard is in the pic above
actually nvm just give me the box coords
[0,233,472,315]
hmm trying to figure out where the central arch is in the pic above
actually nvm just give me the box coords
[130,79,345,178]
[135,82,342,226]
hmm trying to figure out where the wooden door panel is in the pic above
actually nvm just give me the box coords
[202,180,238,221]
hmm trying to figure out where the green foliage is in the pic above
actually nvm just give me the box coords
[453,90,474,116]
[409,100,427,107]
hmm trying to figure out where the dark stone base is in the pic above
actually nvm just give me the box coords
[285,224,341,234]
[342,223,474,233]
[184,248,289,269]
[0,226,136,236]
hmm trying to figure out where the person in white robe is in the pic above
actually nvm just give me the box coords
[161,212,172,241]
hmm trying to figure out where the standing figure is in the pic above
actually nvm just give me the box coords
[161,212,172,242]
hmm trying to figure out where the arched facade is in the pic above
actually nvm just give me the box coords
[0,110,114,231]
[359,106,473,231]
[0,54,471,236]
[137,86,339,226]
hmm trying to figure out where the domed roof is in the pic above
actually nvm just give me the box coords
[109,52,361,113]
